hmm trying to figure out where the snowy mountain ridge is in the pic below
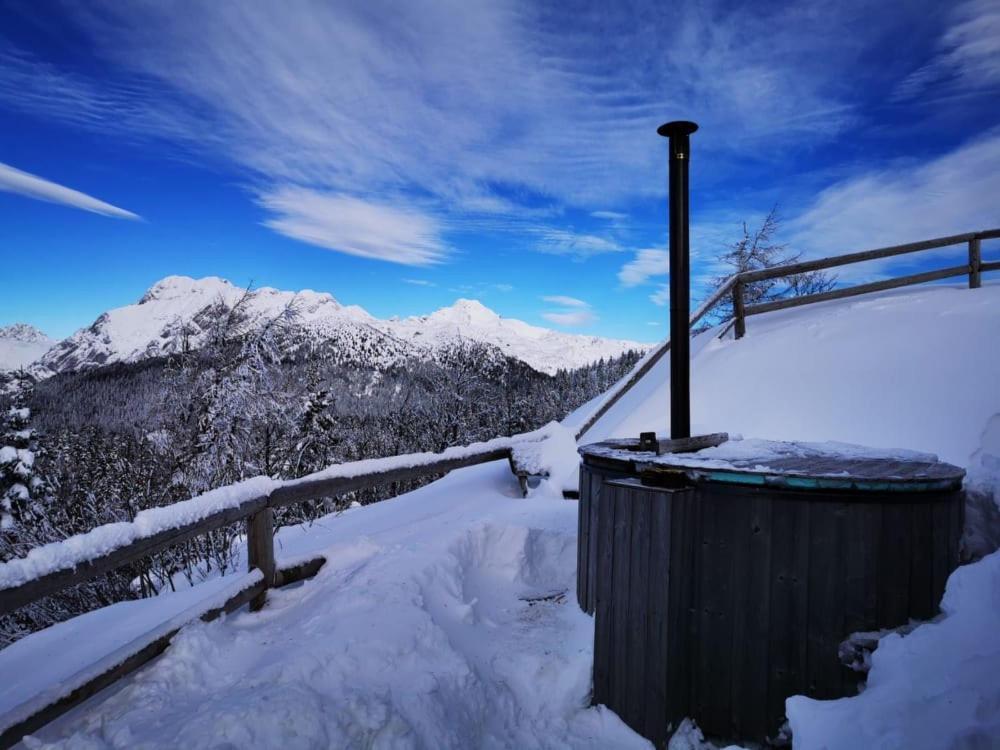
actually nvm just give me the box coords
[0,324,54,372]
[33,276,649,377]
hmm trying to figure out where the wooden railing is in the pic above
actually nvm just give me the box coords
[575,228,1000,441]
[731,228,1000,338]
[0,429,549,747]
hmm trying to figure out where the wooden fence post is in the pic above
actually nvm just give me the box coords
[969,237,981,289]
[732,281,747,339]
[246,507,276,612]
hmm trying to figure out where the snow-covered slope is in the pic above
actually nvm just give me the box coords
[5,282,1000,750]
[0,324,53,372]
[573,282,1000,468]
[35,276,649,377]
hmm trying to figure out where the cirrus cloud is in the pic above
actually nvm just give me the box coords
[259,187,446,266]
[0,161,139,220]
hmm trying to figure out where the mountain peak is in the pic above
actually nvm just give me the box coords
[433,299,500,326]
[139,276,236,304]
[0,323,50,344]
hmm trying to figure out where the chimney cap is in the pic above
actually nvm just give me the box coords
[657,120,699,138]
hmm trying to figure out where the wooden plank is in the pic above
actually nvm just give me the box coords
[733,281,746,339]
[609,484,634,717]
[655,432,729,455]
[269,447,512,509]
[981,259,1000,273]
[766,497,810,732]
[978,228,1000,240]
[745,265,971,317]
[577,467,590,611]
[587,470,602,614]
[743,494,773,738]
[969,238,982,289]
[726,490,753,739]
[247,507,276,612]
[931,498,951,610]
[666,488,693,732]
[806,500,846,700]
[592,478,618,706]
[646,486,673,745]
[701,493,735,736]
[908,500,934,621]
[0,494,270,617]
[843,501,881,681]
[273,555,327,588]
[878,500,912,628]
[626,487,652,733]
[739,231,977,283]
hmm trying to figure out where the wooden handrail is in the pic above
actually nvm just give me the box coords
[738,230,982,283]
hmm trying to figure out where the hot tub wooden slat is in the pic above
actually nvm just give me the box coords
[610,487,633,715]
[806,500,848,699]
[646,490,672,743]
[665,487,694,731]
[744,495,773,739]
[909,501,934,620]
[592,478,617,705]
[587,471,601,613]
[879,501,912,627]
[577,466,589,613]
[626,487,652,734]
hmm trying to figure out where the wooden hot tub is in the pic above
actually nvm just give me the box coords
[577,437,965,746]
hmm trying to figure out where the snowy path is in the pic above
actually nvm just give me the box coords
[24,463,649,749]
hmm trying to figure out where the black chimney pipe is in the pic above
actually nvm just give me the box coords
[657,120,698,440]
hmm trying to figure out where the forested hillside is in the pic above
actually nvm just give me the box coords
[0,298,641,646]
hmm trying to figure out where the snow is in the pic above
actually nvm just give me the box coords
[3,281,1000,749]
[0,572,262,737]
[34,275,650,377]
[0,477,278,590]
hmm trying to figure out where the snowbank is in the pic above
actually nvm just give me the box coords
[787,550,1000,750]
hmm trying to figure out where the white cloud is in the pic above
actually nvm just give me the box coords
[0,0,871,228]
[0,161,139,220]
[893,0,1000,101]
[541,295,588,308]
[619,248,669,286]
[650,285,670,307]
[592,210,627,221]
[542,309,596,327]
[541,294,594,326]
[534,228,622,258]
[403,278,436,287]
[493,283,514,293]
[787,131,1000,279]
[259,187,446,266]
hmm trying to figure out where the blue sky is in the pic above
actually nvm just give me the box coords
[0,0,998,342]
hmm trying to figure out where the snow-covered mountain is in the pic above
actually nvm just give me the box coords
[35,276,649,377]
[0,324,54,372]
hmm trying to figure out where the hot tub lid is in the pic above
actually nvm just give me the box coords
[579,437,965,492]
